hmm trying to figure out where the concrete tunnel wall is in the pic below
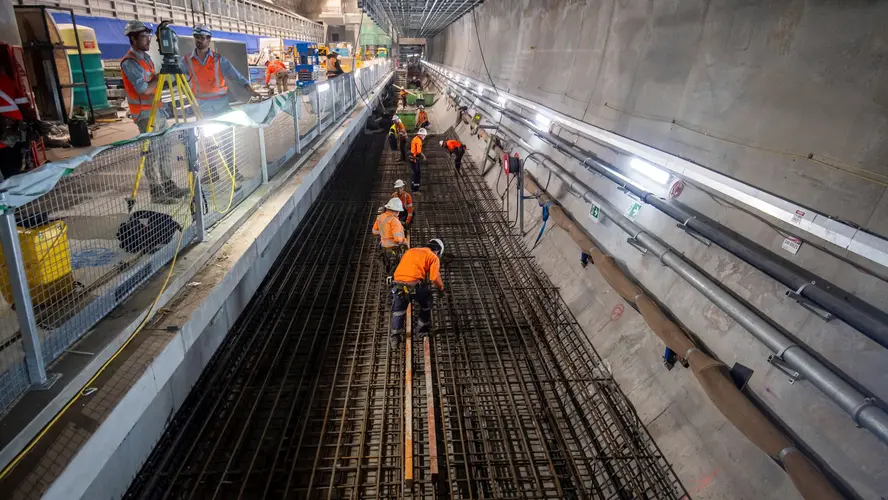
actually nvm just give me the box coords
[422,26,888,497]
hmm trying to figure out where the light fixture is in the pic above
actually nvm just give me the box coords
[497,95,507,105]
[477,84,484,93]
[200,122,230,137]
[534,113,552,130]
[318,83,330,92]
[629,158,671,185]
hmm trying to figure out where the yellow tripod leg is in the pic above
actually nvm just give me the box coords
[127,74,168,211]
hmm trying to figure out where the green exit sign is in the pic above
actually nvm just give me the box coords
[626,201,642,220]
[589,204,602,223]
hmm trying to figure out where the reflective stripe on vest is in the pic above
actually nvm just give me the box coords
[187,52,228,100]
[0,88,21,118]
[121,50,157,116]
[378,213,402,248]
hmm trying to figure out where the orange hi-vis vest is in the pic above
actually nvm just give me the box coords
[121,49,157,117]
[392,190,414,221]
[0,74,27,121]
[444,140,463,151]
[416,109,428,124]
[372,211,406,248]
[394,247,442,286]
[185,51,228,100]
[411,136,423,157]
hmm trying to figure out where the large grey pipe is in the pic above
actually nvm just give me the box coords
[427,67,888,444]
[435,66,888,352]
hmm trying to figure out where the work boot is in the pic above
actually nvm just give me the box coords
[150,184,178,205]
[163,180,189,199]
[389,333,400,350]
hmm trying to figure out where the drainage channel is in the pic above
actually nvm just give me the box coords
[125,129,687,499]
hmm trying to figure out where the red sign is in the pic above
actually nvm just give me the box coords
[610,304,625,321]
[83,40,96,49]
[668,179,685,199]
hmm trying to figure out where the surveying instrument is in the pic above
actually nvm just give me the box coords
[126,21,238,214]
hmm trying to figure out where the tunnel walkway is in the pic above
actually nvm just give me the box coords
[124,129,687,499]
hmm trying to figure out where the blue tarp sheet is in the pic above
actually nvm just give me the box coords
[50,13,307,59]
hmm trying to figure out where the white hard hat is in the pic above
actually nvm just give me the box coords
[193,24,212,37]
[124,20,151,36]
[394,179,406,189]
[418,105,424,109]
[384,197,404,212]
[429,238,444,255]
[417,128,427,137]
[392,115,401,122]
[438,140,444,147]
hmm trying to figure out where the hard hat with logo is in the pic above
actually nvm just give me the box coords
[384,197,404,212]
[428,238,444,255]
[394,179,406,189]
[417,128,427,137]
[124,20,152,36]
[193,24,212,37]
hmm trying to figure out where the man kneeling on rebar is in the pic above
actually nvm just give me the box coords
[372,197,408,280]
[390,238,445,348]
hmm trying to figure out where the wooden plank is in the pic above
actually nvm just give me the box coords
[424,336,439,481]
[404,302,414,489]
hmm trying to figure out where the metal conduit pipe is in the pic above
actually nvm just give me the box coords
[433,66,888,352]
[434,71,888,444]
[512,146,888,445]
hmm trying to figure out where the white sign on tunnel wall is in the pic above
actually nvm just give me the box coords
[782,236,802,255]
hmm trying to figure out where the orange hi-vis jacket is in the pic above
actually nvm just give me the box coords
[410,136,423,158]
[395,121,407,137]
[416,109,428,124]
[265,59,287,85]
[394,247,443,290]
[392,190,414,222]
[444,139,463,152]
[185,50,229,100]
[120,49,157,118]
[372,210,406,248]
[0,74,27,121]
[399,89,407,98]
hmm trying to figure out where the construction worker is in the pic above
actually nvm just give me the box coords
[398,87,408,108]
[0,65,36,179]
[390,238,445,348]
[182,24,259,117]
[410,128,427,192]
[325,52,344,78]
[121,20,186,204]
[264,57,289,95]
[372,197,408,279]
[392,179,414,227]
[415,105,429,129]
[388,115,408,160]
[440,139,467,173]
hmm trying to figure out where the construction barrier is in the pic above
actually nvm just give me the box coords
[0,61,391,413]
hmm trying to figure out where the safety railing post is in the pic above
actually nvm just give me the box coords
[292,91,301,155]
[258,127,269,185]
[315,87,324,133]
[0,204,49,387]
[185,129,206,241]
[331,78,338,122]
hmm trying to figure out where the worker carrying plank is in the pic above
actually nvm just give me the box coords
[415,105,429,129]
[372,197,408,281]
[325,52,344,78]
[409,128,428,192]
[392,179,414,228]
[390,238,445,349]
[121,20,188,204]
[264,57,289,95]
[399,87,408,107]
[181,24,259,117]
[388,115,407,161]
[440,139,466,173]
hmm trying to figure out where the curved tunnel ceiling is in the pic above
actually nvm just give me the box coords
[359,0,483,38]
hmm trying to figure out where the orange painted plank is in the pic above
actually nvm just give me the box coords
[424,336,439,480]
[405,302,414,489]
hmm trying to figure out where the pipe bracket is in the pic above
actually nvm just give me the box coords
[785,282,835,322]
[767,349,802,385]
[851,398,876,427]
[777,446,798,462]
[626,237,648,255]
[676,217,712,247]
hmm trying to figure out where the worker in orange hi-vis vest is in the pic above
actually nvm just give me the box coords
[415,105,429,129]
[264,57,289,95]
[440,139,467,173]
[372,197,408,281]
[410,128,427,192]
[392,179,414,228]
[389,238,445,349]
[182,24,259,116]
[120,20,185,204]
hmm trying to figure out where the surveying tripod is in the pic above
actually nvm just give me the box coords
[126,43,239,214]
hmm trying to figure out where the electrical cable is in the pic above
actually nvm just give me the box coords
[351,11,372,110]
[471,7,500,97]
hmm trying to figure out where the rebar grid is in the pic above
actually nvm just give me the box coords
[128,128,686,499]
